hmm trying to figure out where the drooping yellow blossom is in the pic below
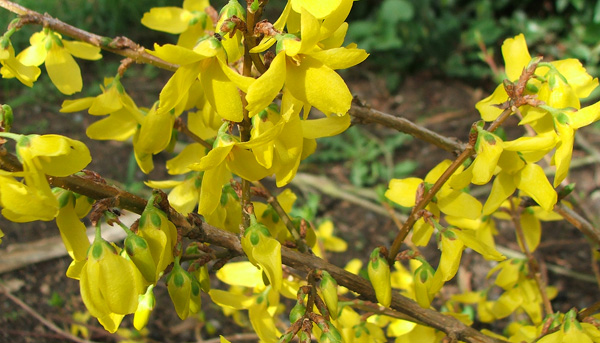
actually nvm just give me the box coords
[141,0,212,48]
[80,227,145,332]
[55,190,92,279]
[60,77,143,142]
[0,133,91,222]
[0,40,41,87]
[166,257,202,320]
[367,247,391,307]
[189,121,285,215]
[136,197,177,283]
[241,215,283,292]
[17,29,101,94]
[133,284,156,331]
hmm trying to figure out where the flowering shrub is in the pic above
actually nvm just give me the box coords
[1,1,600,342]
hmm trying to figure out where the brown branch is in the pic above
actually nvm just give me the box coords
[554,202,600,247]
[253,181,310,253]
[0,151,505,343]
[350,98,466,154]
[387,108,512,262]
[173,117,213,150]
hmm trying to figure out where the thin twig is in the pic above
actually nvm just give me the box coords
[253,181,310,253]
[174,117,213,150]
[0,283,102,343]
[554,203,600,247]
[350,98,466,154]
[509,200,553,316]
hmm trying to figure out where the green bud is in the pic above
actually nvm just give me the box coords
[317,321,342,343]
[124,232,157,283]
[1,104,13,131]
[289,301,306,322]
[319,271,339,320]
[367,248,391,307]
[134,285,155,330]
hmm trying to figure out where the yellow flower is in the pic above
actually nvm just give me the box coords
[0,40,41,87]
[136,197,177,283]
[386,160,482,245]
[189,122,283,215]
[312,219,347,258]
[55,190,91,279]
[17,29,101,94]
[476,33,598,122]
[0,134,91,222]
[367,247,391,307]
[80,227,145,332]
[148,36,254,121]
[246,9,368,117]
[141,0,212,48]
[166,257,202,320]
[241,215,283,292]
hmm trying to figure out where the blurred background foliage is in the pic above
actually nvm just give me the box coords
[3,0,600,90]
[347,0,600,90]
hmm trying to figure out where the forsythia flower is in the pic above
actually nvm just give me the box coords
[0,39,41,87]
[141,0,212,48]
[17,29,102,94]
[241,215,283,292]
[0,134,91,222]
[166,257,203,320]
[148,36,254,121]
[60,77,143,141]
[80,227,145,332]
[246,7,368,117]
[385,160,482,245]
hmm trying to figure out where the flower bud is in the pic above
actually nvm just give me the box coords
[241,214,282,291]
[124,231,157,283]
[367,248,391,307]
[166,258,193,320]
[319,271,339,320]
[289,300,306,323]
[134,285,155,330]
[413,262,435,308]
[316,321,342,343]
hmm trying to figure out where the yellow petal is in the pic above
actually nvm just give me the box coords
[141,7,192,34]
[198,163,231,215]
[86,110,138,141]
[483,172,517,215]
[301,114,350,139]
[502,33,531,81]
[56,201,90,261]
[286,56,352,116]
[515,164,557,212]
[227,147,273,181]
[310,47,369,70]
[27,135,91,176]
[200,59,244,122]
[149,43,207,65]
[385,177,422,208]
[246,53,286,117]
[519,211,541,252]
[63,40,102,60]
[167,143,207,175]
[476,84,508,122]
[45,46,82,95]
[291,0,343,19]
[158,62,201,114]
[437,189,482,220]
